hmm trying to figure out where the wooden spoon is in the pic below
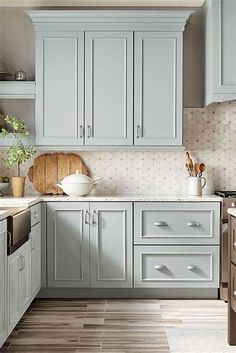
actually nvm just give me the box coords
[194,163,200,177]
[199,163,205,176]
[185,152,194,175]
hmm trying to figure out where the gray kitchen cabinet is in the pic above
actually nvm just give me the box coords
[28,10,191,148]
[0,220,7,348]
[47,202,90,287]
[134,32,182,146]
[35,31,84,146]
[85,31,133,146]
[90,202,132,288]
[204,0,236,105]
[30,222,41,298]
[134,202,220,245]
[134,245,219,288]
[8,240,31,335]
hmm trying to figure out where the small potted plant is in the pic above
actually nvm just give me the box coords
[0,115,36,197]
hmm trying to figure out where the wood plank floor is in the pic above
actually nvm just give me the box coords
[0,299,233,353]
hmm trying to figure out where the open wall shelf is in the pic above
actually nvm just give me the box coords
[0,81,36,99]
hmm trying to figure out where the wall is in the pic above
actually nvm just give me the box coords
[0,100,235,196]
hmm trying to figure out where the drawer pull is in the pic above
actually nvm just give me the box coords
[187,221,200,227]
[186,265,198,271]
[233,290,236,298]
[154,221,168,227]
[154,264,166,271]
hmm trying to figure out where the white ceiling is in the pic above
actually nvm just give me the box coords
[0,0,205,7]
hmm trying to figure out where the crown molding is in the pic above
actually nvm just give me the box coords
[0,0,204,8]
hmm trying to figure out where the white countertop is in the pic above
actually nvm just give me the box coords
[228,208,236,217]
[0,209,11,221]
[41,194,222,202]
[0,194,222,206]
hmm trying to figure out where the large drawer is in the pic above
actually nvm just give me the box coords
[134,245,219,288]
[31,203,41,227]
[231,263,236,313]
[134,202,220,245]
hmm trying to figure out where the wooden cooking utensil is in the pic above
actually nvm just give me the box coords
[28,153,89,195]
[199,163,205,176]
[185,152,194,175]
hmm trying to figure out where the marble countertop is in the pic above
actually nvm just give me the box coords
[228,208,236,217]
[41,194,222,202]
[0,194,222,208]
[0,209,11,221]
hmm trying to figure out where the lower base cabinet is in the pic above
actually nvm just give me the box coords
[46,202,133,288]
[0,220,7,348]
[8,240,31,335]
[134,245,219,288]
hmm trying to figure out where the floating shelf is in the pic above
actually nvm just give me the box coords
[0,81,36,99]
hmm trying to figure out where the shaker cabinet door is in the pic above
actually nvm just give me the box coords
[85,31,133,146]
[47,202,90,287]
[134,32,182,146]
[90,202,133,288]
[212,0,236,95]
[36,32,84,146]
[0,222,7,348]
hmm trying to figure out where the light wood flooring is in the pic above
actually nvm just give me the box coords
[0,299,234,353]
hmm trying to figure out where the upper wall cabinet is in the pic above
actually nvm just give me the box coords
[204,0,236,106]
[85,31,133,146]
[134,32,182,146]
[27,10,192,148]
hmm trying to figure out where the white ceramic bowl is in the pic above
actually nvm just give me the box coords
[57,171,102,196]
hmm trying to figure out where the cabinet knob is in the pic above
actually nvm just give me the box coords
[34,211,38,219]
[187,221,200,227]
[186,265,198,271]
[233,290,236,298]
[154,221,168,227]
[154,264,166,271]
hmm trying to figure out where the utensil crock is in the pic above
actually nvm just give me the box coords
[188,176,206,196]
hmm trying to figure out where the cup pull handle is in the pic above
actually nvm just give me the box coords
[186,265,198,271]
[154,264,166,270]
[154,221,168,227]
[187,221,200,227]
[85,210,90,225]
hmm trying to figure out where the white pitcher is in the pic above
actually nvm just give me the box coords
[188,176,206,196]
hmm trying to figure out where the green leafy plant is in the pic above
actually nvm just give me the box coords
[0,115,36,177]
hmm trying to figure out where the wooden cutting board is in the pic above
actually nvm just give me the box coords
[28,153,89,195]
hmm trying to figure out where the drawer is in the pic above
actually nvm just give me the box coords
[31,203,41,227]
[231,263,236,313]
[134,245,219,288]
[134,202,220,245]
[230,216,236,266]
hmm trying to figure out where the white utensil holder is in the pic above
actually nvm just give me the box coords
[188,176,206,196]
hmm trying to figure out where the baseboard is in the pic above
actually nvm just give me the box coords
[38,287,219,299]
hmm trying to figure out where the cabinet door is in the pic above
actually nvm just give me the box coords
[134,32,182,146]
[8,250,21,334]
[20,241,31,313]
[212,0,236,95]
[30,223,41,298]
[0,221,7,347]
[47,202,90,287]
[90,202,132,288]
[36,31,84,146]
[85,31,133,146]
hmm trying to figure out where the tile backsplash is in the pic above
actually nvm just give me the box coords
[0,100,235,196]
